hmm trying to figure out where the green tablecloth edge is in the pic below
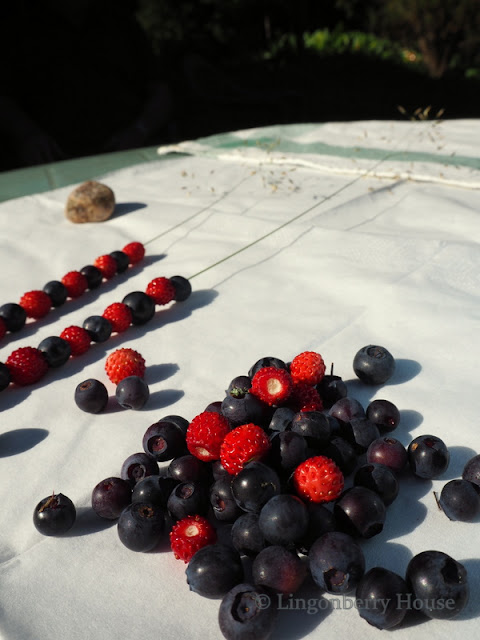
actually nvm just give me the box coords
[0,147,183,204]
[2,122,479,204]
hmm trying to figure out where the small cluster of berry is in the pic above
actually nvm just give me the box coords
[0,241,145,340]
[74,348,150,413]
[0,255,192,390]
[32,346,477,638]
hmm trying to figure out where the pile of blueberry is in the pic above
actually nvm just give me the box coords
[33,345,479,639]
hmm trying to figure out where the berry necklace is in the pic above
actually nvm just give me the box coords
[0,271,192,391]
[0,241,146,343]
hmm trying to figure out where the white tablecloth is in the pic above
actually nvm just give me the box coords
[1,120,480,640]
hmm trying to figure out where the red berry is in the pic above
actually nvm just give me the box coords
[289,382,324,412]
[251,366,293,406]
[293,455,344,503]
[102,302,132,333]
[145,277,176,306]
[122,242,145,265]
[186,411,231,462]
[59,326,91,356]
[93,254,117,279]
[220,423,271,475]
[290,351,326,386]
[61,271,88,298]
[105,347,145,384]
[6,346,48,385]
[169,514,217,563]
[19,290,52,319]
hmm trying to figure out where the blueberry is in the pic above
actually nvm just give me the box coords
[43,280,68,307]
[122,291,155,325]
[231,462,281,513]
[407,434,450,479]
[334,486,386,539]
[290,411,332,448]
[353,345,395,385]
[168,454,211,484]
[120,452,159,486]
[231,513,268,557]
[226,375,252,398]
[205,400,223,414]
[354,463,399,506]
[0,362,11,391]
[309,531,365,594]
[212,459,231,481]
[462,454,480,488]
[131,475,178,509]
[167,481,209,520]
[366,436,407,473]
[117,502,165,552]
[159,414,190,437]
[169,275,192,302]
[316,372,347,409]
[38,336,71,368]
[210,476,243,522]
[356,567,410,629]
[329,397,365,425]
[322,436,358,476]
[268,406,295,432]
[143,420,187,462]
[80,264,103,289]
[406,550,469,619]
[268,431,307,475]
[340,417,381,453]
[438,479,480,521]
[186,543,244,599]
[91,477,132,519]
[221,393,272,428]
[0,302,26,332]
[366,399,400,433]
[109,250,129,273]
[74,378,109,413]
[83,315,112,342]
[258,494,309,546]
[218,583,277,640]
[33,493,76,536]
[252,545,307,595]
[296,503,337,554]
[115,375,150,410]
[248,357,288,378]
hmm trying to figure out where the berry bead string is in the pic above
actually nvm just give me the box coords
[0,150,402,392]
[0,241,146,345]
[0,274,192,391]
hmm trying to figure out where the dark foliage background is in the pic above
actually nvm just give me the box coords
[134,0,480,141]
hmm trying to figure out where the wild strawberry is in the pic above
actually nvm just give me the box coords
[290,351,326,386]
[102,302,132,333]
[220,423,271,475]
[122,241,145,265]
[61,271,88,298]
[186,411,231,462]
[251,366,293,406]
[59,326,91,356]
[93,254,117,279]
[6,346,48,385]
[289,382,324,412]
[19,290,52,319]
[293,455,344,503]
[145,277,176,305]
[105,347,145,384]
[169,514,217,563]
